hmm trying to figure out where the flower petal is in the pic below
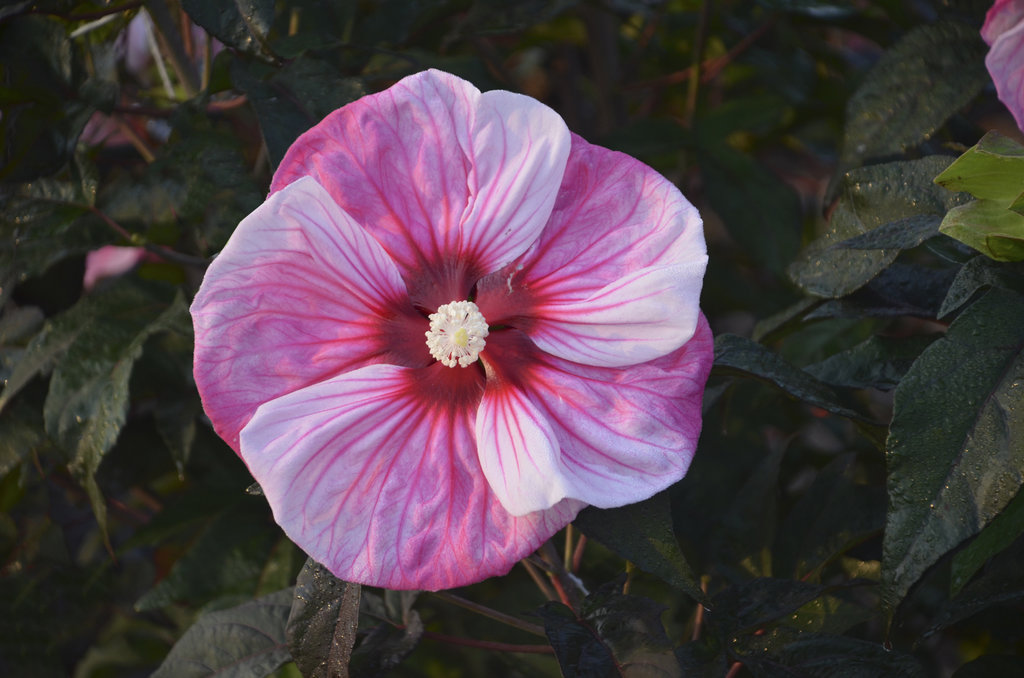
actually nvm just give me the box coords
[482,314,713,510]
[270,69,570,307]
[475,380,569,516]
[982,0,1024,46]
[476,134,707,367]
[191,177,423,451]
[985,12,1024,132]
[240,363,582,590]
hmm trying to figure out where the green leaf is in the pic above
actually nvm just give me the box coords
[232,55,364,169]
[574,490,705,603]
[934,131,1024,205]
[832,215,941,251]
[790,157,964,298]
[135,499,279,611]
[952,655,1024,677]
[950,487,1024,594]
[804,334,939,390]
[753,633,926,677]
[840,21,987,169]
[538,580,681,678]
[0,16,117,182]
[0,399,50,478]
[939,256,1024,318]
[713,334,867,421]
[181,0,275,58]
[286,558,360,678]
[883,288,1024,614]
[152,588,293,678]
[710,578,827,633]
[774,455,885,579]
[939,199,1024,262]
[697,143,802,275]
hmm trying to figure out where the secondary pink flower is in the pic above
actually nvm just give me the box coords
[191,69,711,590]
[83,246,147,291]
[983,0,1024,131]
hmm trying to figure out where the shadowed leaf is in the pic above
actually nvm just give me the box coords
[287,558,361,678]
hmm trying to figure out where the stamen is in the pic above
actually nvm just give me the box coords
[425,300,489,368]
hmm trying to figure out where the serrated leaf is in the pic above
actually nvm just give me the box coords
[574,490,704,603]
[713,334,866,421]
[883,288,1024,613]
[804,334,939,390]
[286,558,360,678]
[934,131,1024,205]
[790,157,964,298]
[152,588,293,678]
[939,199,1024,262]
[840,21,987,169]
[950,487,1024,594]
[538,580,681,678]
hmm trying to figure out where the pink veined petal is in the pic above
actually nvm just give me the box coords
[476,133,707,367]
[985,15,1024,132]
[191,177,423,452]
[240,363,583,590]
[982,0,1024,46]
[270,69,570,308]
[482,314,713,510]
[475,380,569,516]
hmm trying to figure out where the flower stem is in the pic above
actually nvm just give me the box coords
[430,591,546,637]
[521,557,559,602]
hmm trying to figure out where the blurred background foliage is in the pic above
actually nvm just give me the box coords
[2,0,1024,676]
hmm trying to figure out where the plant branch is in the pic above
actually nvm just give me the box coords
[431,591,546,637]
[420,631,554,655]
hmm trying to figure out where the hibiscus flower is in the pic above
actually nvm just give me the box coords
[983,0,1024,132]
[191,69,712,590]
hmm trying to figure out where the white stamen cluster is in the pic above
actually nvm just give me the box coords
[425,300,489,368]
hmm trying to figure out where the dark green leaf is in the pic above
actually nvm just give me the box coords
[804,335,938,390]
[883,288,1024,613]
[538,580,681,678]
[952,655,1024,677]
[833,215,941,251]
[753,633,925,677]
[710,578,826,633]
[756,0,857,18]
[697,143,802,275]
[232,55,364,169]
[135,499,279,611]
[181,0,275,58]
[151,588,293,678]
[713,334,867,421]
[286,558,360,678]
[840,21,987,169]
[774,455,885,578]
[574,490,705,603]
[0,16,117,182]
[0,399,49,478]
[804,264,956,321]
[790,157,964,298]
[939,256,1024,318]
[348,595,423,678]
[950,487,1024,594]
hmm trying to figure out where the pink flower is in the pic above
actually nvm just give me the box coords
[83,246,147,291]
[983,0,1024,132]
[191,70,712,590]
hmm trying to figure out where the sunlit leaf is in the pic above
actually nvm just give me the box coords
[883,288,1024,613]
[152,588,293,678]
[939,199,1024,262]
[934,131,1024,205]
